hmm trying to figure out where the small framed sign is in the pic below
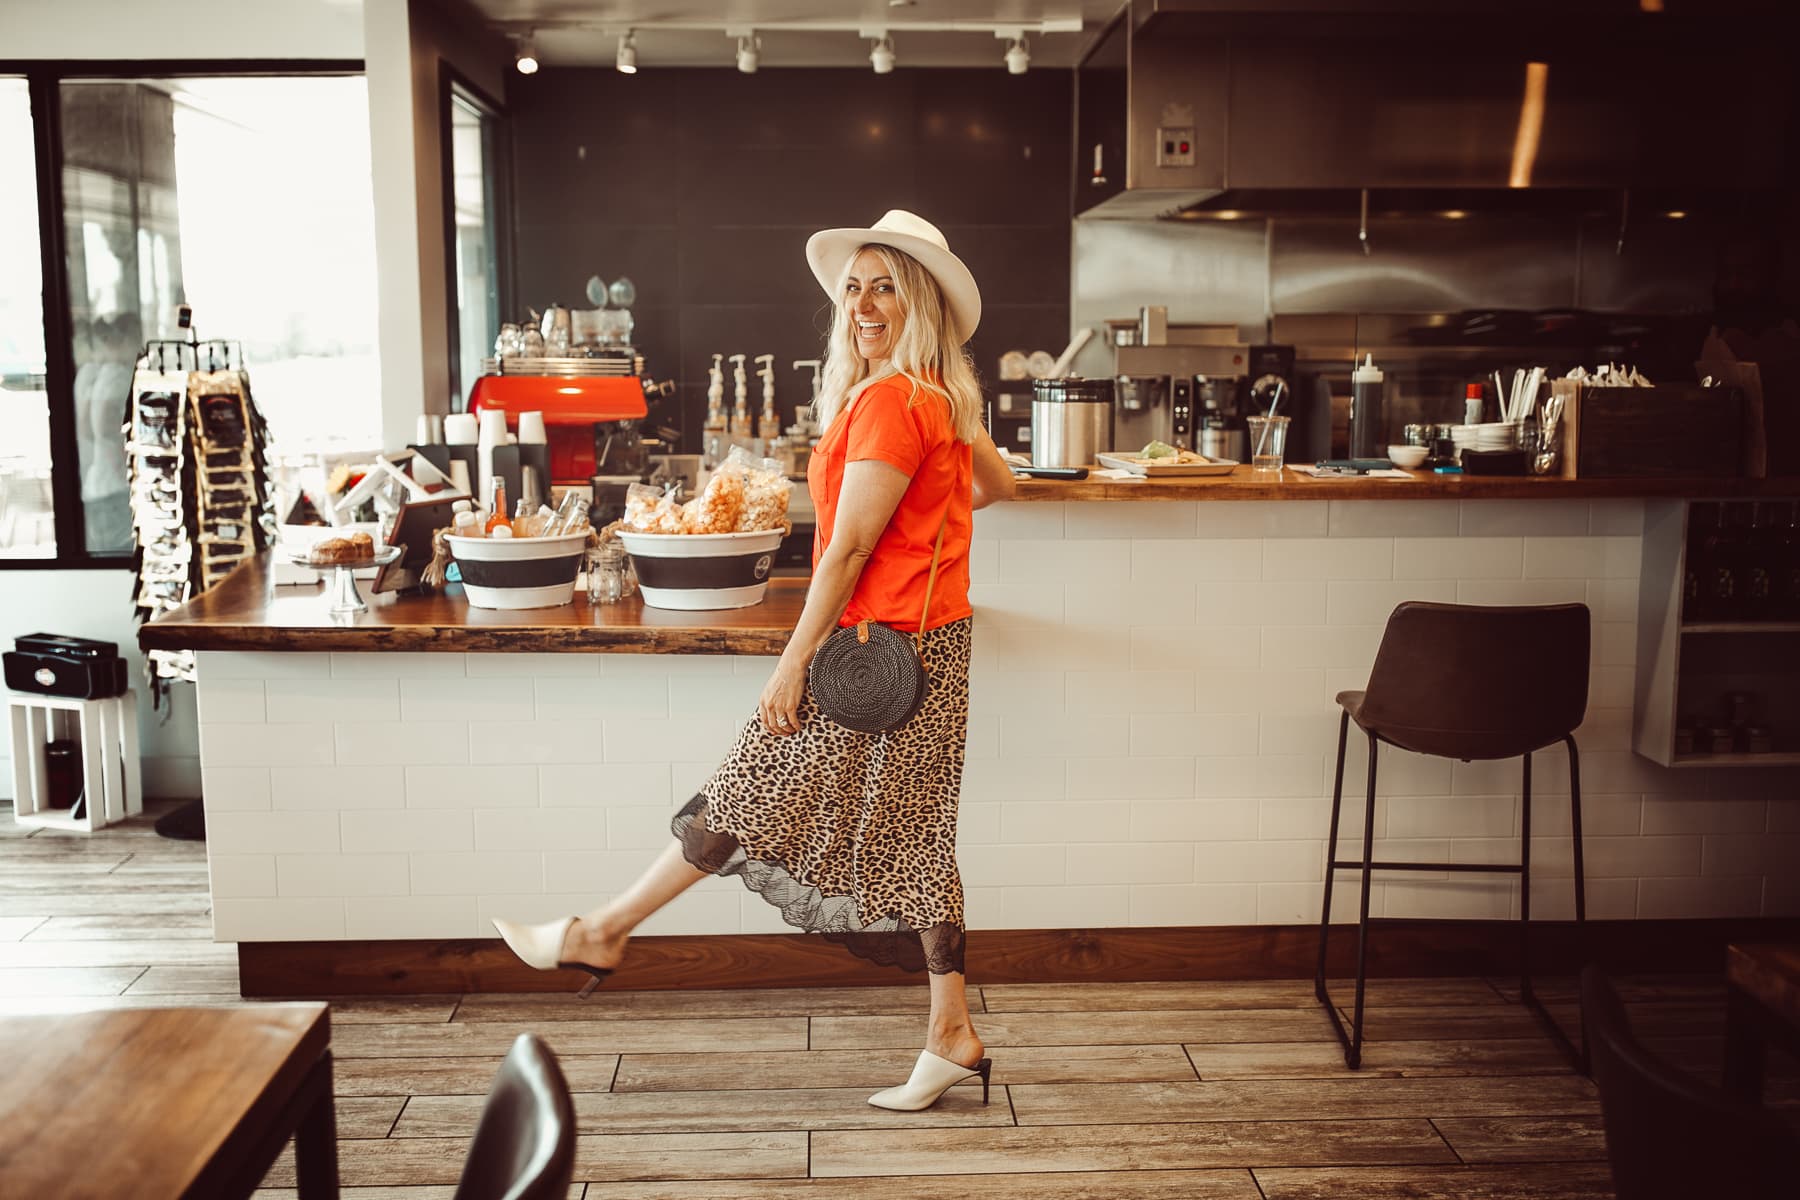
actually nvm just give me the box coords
[373,496,460,594]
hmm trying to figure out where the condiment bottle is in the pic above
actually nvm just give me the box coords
[485,478,513,535]
[1349,354,1384,458]
[1463,382,1484,426]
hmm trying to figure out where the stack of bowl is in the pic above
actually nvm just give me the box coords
[1470,422,1522,451]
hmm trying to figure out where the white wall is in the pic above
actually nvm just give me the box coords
[0,572,200,799]
[0,0,364,59]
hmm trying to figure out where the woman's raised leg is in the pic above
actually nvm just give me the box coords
[558,837,710,970]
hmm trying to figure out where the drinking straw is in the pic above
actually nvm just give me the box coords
[1254,381,1286,459]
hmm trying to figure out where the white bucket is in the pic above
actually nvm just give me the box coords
[447,532,587,610]
[617,529,785,611]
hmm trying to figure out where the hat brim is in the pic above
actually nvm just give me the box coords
[805,227,981,345]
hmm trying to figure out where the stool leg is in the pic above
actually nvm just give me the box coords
[1519,751,1533,1004]
[1567,734,1590,1076]
[1315,710,1351,1001]
[1566,735,1586,926]
[1349,732,1380,1071]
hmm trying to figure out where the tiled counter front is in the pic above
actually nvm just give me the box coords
[196,497,1800,942]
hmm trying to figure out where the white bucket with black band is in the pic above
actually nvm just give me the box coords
[617,529,784,611]
[447,532,587,610]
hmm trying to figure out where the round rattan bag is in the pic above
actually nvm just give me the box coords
[807,620,929,734]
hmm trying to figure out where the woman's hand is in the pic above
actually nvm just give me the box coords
[759,656,808,736]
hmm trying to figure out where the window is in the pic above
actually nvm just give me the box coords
[59,76,380,557]
[447,81,504,406]
[3,67,378,568]
[0,77,53,559]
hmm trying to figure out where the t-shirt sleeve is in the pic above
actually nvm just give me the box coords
[845,382,928,477]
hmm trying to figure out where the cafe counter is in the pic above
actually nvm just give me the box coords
[142,478,1800,995]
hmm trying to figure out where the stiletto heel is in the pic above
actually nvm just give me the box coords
[492,917,615,996]
[867,1050,994,1112]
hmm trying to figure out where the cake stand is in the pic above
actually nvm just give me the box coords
[286,544,402,615]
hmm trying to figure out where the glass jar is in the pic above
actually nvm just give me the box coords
[587,542,628,605]
[495,322,522,359]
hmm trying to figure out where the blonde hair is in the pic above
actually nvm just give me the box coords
[813,244,983,444]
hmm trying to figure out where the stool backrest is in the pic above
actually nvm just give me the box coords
[1356,602,1590,760]
[452,1033,577,1200]
[1581,966,1800,1199]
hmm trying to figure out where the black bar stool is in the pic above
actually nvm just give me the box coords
[1315,601,1590,1071]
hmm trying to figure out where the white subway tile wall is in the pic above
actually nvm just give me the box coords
[193,498,1798,942]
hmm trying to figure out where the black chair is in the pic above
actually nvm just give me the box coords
[452,1033,577,1200]
[1582,966,1800,1199]
[1315,601,1591,1070]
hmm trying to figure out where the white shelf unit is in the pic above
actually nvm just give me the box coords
[1634,500,1800,767]
[6,691,142,833]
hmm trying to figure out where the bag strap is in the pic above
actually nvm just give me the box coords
[914,508,949,657]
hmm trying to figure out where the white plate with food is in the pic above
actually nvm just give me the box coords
[1096,449,1239,477]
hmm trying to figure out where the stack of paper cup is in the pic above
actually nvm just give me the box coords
[477,409,508,505]
[517,411,546,445]
[443,414,478,495]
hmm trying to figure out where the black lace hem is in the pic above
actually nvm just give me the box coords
[671,794,967,975]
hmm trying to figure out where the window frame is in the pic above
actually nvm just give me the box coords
[439,64,513,411]
[0,58,363,571]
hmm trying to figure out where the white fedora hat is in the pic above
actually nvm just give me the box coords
[805,210,981,344]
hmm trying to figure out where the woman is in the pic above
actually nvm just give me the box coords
[494,210,1017,1112]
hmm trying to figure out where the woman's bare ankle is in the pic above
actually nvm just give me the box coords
[925,1023,984,1068]
[563,914,630,968]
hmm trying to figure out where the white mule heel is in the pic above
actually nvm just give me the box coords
[867,1050,993,1111]
[491,917,613,997]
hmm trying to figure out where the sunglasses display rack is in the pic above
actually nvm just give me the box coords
[126,338,276,705]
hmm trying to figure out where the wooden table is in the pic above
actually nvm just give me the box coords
[1723,942,1800,1102]
[0,1004,337,1199]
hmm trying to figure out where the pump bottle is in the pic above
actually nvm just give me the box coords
[703,354,728,467]
[755,354,779,441]
[729,354,750,439]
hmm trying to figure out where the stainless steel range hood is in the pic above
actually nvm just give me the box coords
[1075,0,1789,221]
[1075,10,1225,220]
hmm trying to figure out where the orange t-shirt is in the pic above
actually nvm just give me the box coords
[808,376,974,632]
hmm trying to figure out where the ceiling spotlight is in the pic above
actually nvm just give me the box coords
[869,35,895,75]
[514,34,539,75]
[1004,35,1030,75]
[616,30,637,74]
[736,34,760,74]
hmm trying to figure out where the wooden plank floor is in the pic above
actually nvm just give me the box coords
[4,801,1795,1200]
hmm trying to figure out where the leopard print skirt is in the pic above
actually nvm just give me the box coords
[670,618,972,975]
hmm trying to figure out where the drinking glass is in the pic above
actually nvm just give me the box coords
[1246,415,1290,472]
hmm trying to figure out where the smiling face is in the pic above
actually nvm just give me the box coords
[844,247,905,367]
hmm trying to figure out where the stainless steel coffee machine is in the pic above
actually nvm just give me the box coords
[1113,374,1192,451]
[1110,322,1247,456]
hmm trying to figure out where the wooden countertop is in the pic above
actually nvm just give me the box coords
[1012,469,1800,502]
[139,553,806,655]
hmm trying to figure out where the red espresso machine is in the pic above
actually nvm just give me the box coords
[467,353,668,523]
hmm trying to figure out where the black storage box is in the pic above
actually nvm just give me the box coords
[4,633,128,700]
